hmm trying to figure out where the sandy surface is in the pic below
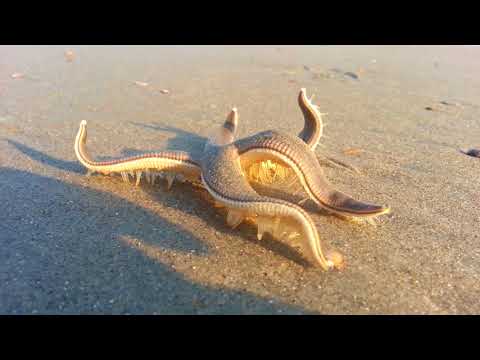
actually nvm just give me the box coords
[1,45,479,314]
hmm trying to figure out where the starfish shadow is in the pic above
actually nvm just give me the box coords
[0,167,313,314]
[145,181,315,268]
[5,139,84,174]
[129,122,206,154]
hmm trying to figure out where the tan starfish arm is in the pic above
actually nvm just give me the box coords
[297,88,324,151]
[74,120,201,186]
[201,141,341,270]
[206,108,238,146]
[235,130,390,218]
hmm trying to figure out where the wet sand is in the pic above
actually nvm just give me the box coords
[1,45,479,314]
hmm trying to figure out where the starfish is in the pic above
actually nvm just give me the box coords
[74,88,390,271]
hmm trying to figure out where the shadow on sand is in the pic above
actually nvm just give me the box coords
[2,141,319,314]
[129,122,206,155]
[7,139,314,268]
[6,139,84,174]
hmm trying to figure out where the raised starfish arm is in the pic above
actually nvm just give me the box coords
[297,88,324,151]
[297,89,361,174]
[206,108,238,146]
[235,130,390,219]
[74,120,202,187]
[201,138,342,270]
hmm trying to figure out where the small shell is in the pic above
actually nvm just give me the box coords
[134,81,149,87]
[11,72,24,79]
[64,49,75,62]
[343,148,364,156]
[159,89,170,94]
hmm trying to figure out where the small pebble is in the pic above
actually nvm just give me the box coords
[344,71,359,80]
[439,100,459,107]
[11,72,24,79]
[159,89,170,94]
[461,148,480,158]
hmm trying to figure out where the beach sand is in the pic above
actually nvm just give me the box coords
[1,45,479,314]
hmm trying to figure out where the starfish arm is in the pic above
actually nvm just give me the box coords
[206,108,238,146]
[299,89,360,174]
[224,107,238,137]
[235,130,390,218]
[74,120,201,184]
[201,141,340,270]
[297,88,324,151]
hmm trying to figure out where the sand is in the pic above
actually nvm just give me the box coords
[1,45,479,314]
